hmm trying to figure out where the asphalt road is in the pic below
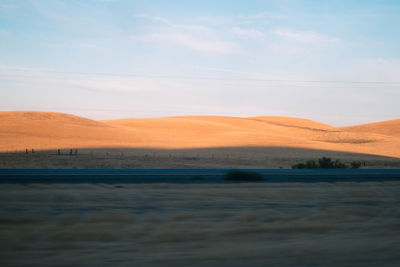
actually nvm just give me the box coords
[1,168,400,183]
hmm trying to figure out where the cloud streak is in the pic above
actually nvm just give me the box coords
[135,14,210,31]
[0,65,175,93]
[133,32,236,54]
[273,28,341,45]
[230,27,264,39]
[132,15,237,54]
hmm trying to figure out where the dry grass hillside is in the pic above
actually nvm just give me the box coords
[339,119,400,138]
[0,111,399,159]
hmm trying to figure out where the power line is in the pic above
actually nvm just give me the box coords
[1,74,398,90]
[2,67,400,85]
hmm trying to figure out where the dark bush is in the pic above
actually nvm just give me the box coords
[318,157,333,168]
[306,160,318,169]
[333,159,347,169]
[292,157,351,169]
[225,170,263,181]
[350,161,362,169]
[292,163,306,169]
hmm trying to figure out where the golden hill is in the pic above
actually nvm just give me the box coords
[339,119,400,138]
[0,111,399,158]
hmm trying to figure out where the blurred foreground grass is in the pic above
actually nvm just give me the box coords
[1,182,400,266]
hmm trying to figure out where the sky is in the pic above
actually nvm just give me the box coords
[0,0,399,126]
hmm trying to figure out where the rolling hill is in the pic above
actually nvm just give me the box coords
[339,119,400,138]
[0,111,399,159]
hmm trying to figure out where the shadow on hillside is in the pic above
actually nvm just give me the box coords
[1,146,399,169]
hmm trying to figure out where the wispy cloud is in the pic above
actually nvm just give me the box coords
[235,12,288,25]
[43,41,101,50]
[132,15,237,54]
[0,65,183,94]
[230,27,264,39]
[135,14,209,31]
[273,28,341,45]
[67,77,165,93]
[196,12,287,25]
[30,1,119,38]
[133,32,236,54]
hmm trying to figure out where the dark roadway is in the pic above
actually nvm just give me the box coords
[1,168,400,183]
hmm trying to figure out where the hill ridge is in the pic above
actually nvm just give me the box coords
[0,111,399,158]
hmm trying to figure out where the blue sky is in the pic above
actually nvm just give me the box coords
[1,0,399,126]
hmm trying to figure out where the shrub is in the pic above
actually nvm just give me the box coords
[350,161,362,169]
[292,163,306,169]
[225,170,263,181]
[319,157,333,168]
[292,157,351,169]
[333,159,346,168]
[306,160,318,169]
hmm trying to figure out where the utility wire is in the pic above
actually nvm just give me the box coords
[2,67,400,85]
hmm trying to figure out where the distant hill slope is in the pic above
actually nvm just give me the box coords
[0,111,399,158]
[0,111,109,128]
[248,116,334,131]
[0,111,143,150]
[339,119,400,138]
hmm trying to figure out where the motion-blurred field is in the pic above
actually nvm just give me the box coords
[1,182,400,266]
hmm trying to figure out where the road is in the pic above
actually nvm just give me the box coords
[1,168,400,183]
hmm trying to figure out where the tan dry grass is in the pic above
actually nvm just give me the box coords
[340,118,400,138]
